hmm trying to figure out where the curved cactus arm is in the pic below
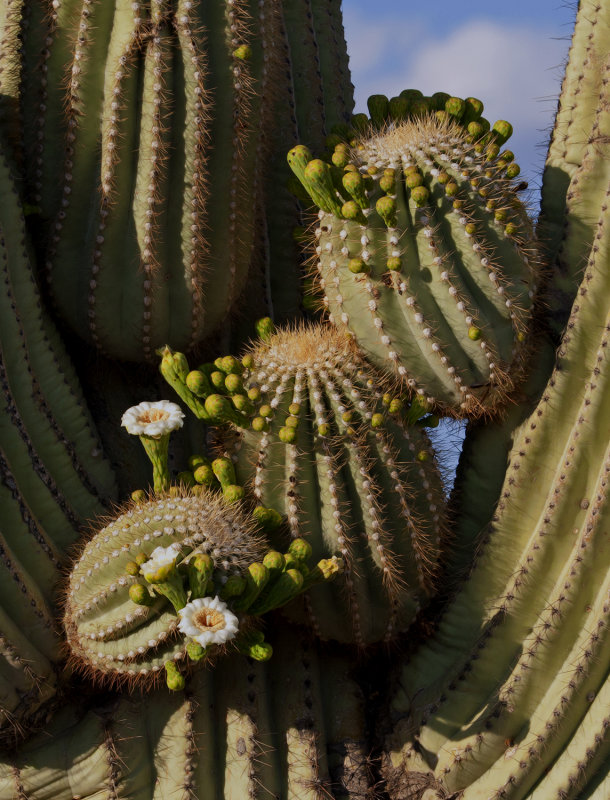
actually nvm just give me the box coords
[539,0,610,258]
[0,149,116,513]
[0,147,117,743]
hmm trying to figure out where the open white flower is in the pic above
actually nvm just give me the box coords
[121,400,184,439]
[140,543,182,582]
[177,596,239,648]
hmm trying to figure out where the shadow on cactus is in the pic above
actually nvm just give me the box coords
[63,486,342,692]
[289,89,542,418]
[159,322,448,646]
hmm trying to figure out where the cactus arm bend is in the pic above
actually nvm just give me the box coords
[0,147,117,743]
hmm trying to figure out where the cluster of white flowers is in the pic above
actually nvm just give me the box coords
[178,596,239,648]
[121,400,184,438]
[140,543,182,581]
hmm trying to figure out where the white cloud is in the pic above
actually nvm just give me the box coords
[342,8,425,79]
[344,17,569,180]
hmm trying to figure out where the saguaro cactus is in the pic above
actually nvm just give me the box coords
[2,1,610,799]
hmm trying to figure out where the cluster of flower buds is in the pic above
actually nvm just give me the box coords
[64,490,343,691]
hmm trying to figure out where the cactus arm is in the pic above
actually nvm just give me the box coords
[440,339,557,583]
[308,0,353,131]
[539,0,610,261]
[20,0,87,219]
[297,112,538,416]
[280,1,327,153]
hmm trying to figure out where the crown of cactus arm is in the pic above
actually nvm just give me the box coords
[64,488,345,689]
[288,94,540,418]
[158,323,447,646]
[1,626,374,798]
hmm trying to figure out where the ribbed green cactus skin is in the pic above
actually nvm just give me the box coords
[7,0,270,362]
[291,115,537,417]
[382,16,610,793]
[0,0,353,362]
[0,627,374,799]
[384,206,610,799]
[0,150,117,744]
[261,0,354,321]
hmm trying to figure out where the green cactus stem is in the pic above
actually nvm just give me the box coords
[160,324,446,645]
[0,0,354,362]
[538,0,610,335]
[0,0,267,361]
[289,100,540,417]
[0,148,117,745]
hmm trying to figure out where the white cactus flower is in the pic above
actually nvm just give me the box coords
[140,543,182,582]
[177,596,239,648]
[121,400,184,438]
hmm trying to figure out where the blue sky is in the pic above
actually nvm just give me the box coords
[342,1,575,206]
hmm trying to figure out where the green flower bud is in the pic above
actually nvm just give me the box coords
[129,583,154,606]
[165,661,185,691]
